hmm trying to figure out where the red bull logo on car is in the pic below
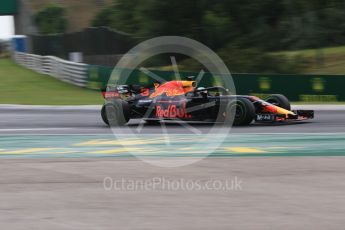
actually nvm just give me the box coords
[156,103,192,118]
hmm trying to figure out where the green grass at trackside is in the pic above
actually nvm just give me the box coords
[155,45,345,75]
[0,58,103,105]
[273,45,345,74]
[1,57,344,105]
[274,46,345,57]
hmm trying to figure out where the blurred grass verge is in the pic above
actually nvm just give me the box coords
[0,58,103,105]
[273,46,345,75]
[155,45,345,76]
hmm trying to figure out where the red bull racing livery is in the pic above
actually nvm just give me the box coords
[101,79,314,126]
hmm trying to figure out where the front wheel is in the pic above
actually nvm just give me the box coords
[225,97,256,126]
[266,94,291,110]
[101,100,130,126]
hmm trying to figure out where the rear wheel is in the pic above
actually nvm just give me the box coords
[266,94,291,110]
[225,98,256,126]
[101,100,130,126]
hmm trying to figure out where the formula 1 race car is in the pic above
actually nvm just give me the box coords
[101,79,314,126]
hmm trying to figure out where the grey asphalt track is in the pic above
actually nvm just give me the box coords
[0,105,345,230]
[0,106,344,134]
[1,157,345,230]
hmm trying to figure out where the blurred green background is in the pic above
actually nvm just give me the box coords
[3,0,345,104]
[22,0,345,74]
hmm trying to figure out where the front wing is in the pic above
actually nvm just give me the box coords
[255,110,314,122]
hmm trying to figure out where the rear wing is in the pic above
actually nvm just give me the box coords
[101,84,151,99]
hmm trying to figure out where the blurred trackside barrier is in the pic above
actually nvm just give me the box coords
[13,52,88,87]
[30,27,135,59]
[12,52,345,102]
[87,65,345,102]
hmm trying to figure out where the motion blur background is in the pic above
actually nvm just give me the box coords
[2,0,345,104]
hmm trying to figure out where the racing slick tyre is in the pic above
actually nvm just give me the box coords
[225,98,256,126]
[266,94,291,110]
[101,100,130,126]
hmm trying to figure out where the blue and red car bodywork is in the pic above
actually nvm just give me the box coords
[101,80,314,125]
